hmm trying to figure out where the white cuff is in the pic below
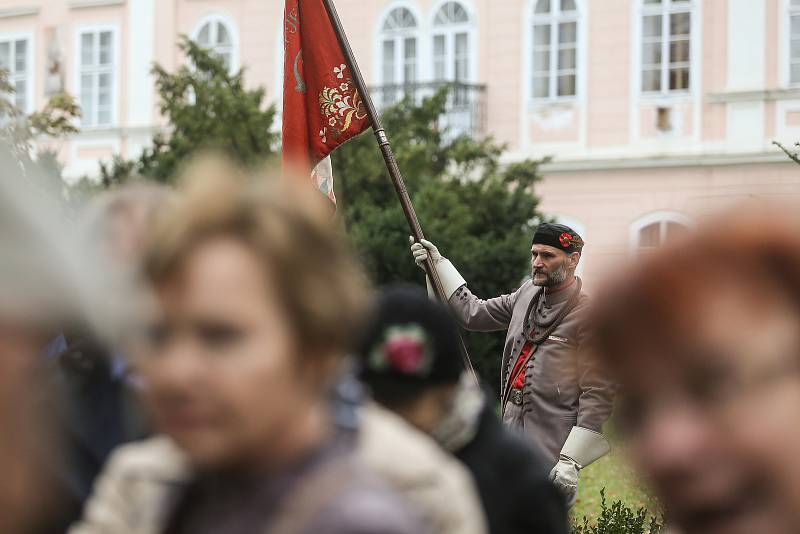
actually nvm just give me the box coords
[560,426,610,469]
[425,259,466,300]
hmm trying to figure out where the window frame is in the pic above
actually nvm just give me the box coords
[0,31,35,115]
[191,12,240,74]
[789,0,800,86]
[638,0,695,97]
[377,5,421,87]
[74,23,119,130]
[430,0,475,84]
[530,0,582,103]
[629,210,693,254]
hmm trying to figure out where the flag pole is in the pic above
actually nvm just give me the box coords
[320,0,476,377]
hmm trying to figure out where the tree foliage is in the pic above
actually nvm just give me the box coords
[101,37,278,185]
[334,89,545,386]
[0,69,80,175]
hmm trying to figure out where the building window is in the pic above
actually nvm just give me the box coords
[790,0,800,84]
[0,37,31,112]
[532,0,579,100]
[78,29,114,128]
[432,2,472,83]
[379,7,419,89]
[631,211,691,254]
[641,0,693,94]
[194,16,237,72]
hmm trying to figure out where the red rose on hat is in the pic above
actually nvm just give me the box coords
[368,325,433,377]
[385,335,426,374]
[559,232,573,247]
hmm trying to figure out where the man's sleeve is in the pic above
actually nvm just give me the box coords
[447,282,528,333]
[575,321,616,432]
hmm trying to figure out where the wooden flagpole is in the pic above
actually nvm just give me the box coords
[320,0,476,377]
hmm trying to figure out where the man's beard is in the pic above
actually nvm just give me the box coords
[533,261,568,288]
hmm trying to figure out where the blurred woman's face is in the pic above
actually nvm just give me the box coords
[139,237,327,470]
[616,290,800,534]
[0,322,50,532]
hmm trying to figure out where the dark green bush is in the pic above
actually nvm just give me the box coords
[572,489,663,534]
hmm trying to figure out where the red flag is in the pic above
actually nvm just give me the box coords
[282,0,371,203]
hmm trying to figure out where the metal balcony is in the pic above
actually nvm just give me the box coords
[368,81,487,139]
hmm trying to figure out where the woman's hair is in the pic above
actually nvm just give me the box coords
[142,157,370,357]
[591,203,800,368]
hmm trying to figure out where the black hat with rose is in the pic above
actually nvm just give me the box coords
[356,285,464,405]
[532,222,585,253]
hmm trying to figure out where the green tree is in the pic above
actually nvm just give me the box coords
[101,37,278,185]
[0,70,80,177]
[334,89,546,387]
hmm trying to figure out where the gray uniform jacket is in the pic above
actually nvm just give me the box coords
[448,279,614,466]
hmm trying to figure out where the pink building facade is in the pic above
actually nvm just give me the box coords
[1,0,799,287]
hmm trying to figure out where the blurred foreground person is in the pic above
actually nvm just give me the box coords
[46,184,170,518]
[592,206,800,534]
[0,151,95,533]
[354,385,488,534]
[410,224,614,505]
[358,285,568,534]
[71,162,424,534]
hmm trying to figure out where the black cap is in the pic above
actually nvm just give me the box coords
[532,222,584,253]
[356,284,463,386]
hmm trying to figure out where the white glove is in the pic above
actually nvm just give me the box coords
[409,237,443,270]
[408,237,466,300]
[550,426,611,508]
[549,458,579,508]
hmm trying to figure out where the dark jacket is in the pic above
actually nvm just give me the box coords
[38,334,148,532]
[455,400,568,534]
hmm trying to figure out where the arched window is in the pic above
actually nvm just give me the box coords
[432,2,472,83]
[790,0,800,84]
[640,0,693,94]
[630,211,692,254]
[532,0,580,100]
[378,7,419,96]
[193,15,238,72]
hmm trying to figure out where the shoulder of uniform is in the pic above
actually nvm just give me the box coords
[517,279,540,299]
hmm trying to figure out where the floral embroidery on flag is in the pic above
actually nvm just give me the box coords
[318,65,367,147]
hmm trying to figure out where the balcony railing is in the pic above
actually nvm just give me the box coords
[368,81,487,139]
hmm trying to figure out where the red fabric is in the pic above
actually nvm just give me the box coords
[510,341,535,390]
[282,0,371,200]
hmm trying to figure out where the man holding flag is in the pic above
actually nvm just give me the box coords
[411,224,615,507]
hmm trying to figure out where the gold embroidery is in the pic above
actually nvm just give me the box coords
[318,65,367,144]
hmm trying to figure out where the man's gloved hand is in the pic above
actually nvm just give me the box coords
[409,237,443,270]
[549,456,580,508]
[550,427,611,509]
[407,237,466,299]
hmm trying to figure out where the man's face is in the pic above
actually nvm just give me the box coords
[531,244,575,287]
[138,237,328,470]
[615,289,800,534]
